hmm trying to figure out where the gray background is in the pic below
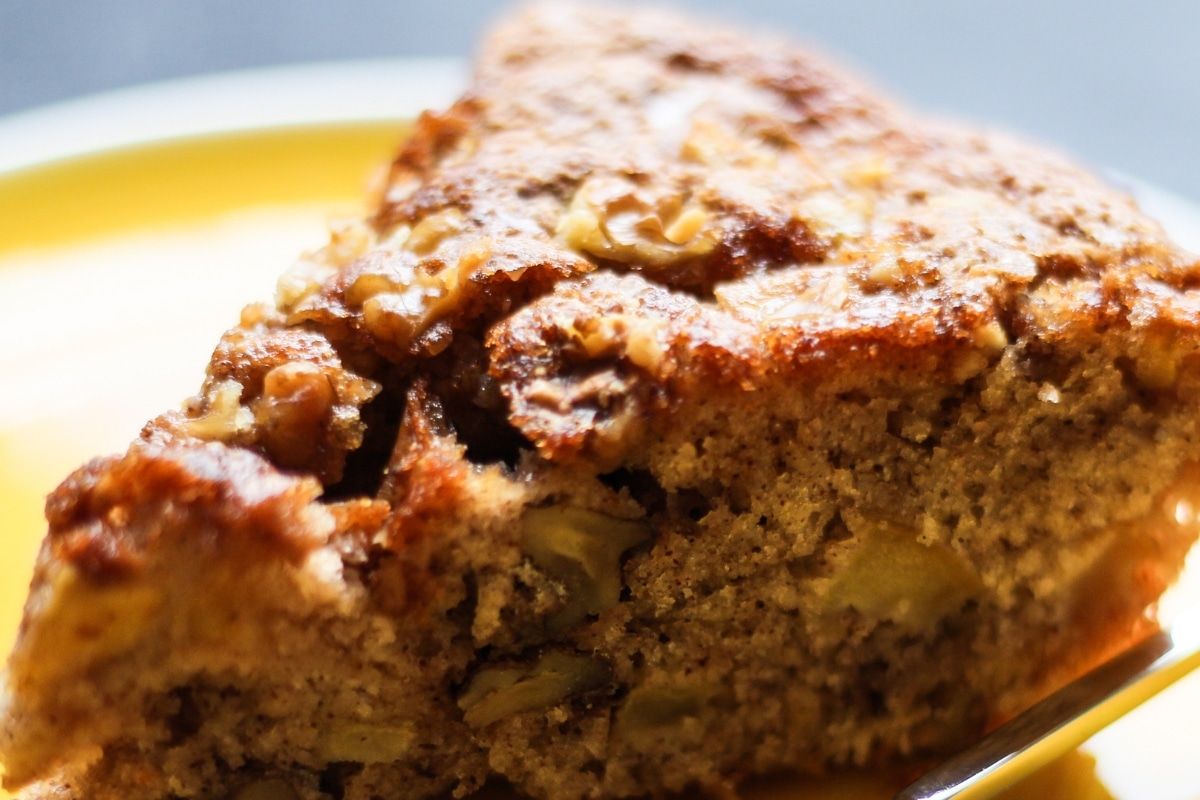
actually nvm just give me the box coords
[2,0,1198,198]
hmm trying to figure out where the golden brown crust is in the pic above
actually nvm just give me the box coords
[286,1,1200,461]
[488,272,756,464]
[153,305,380,485]
[39,1,1200,574]
[356,382,476,613]
[43,442,326,581]
[381,381,470,544]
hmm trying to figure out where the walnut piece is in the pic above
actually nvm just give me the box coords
[405,207,465,255]
[255,362,337,471]
[566,313,667,373]
[183,380,254,442]
[276,219,376,312]
[347,234,491,352]
[557,176,717,268]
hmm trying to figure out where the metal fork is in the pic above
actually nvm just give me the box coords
[894,615,1200,800]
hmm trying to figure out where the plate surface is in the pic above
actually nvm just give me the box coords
[0,63,1197,800]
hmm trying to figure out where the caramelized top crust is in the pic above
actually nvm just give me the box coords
[488,272,758,465]
[288,2,1197,369]
[43,442,328,581]
[40,2,1200,573]
[156,305,380,485]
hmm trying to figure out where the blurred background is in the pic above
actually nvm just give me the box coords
[2,0,1199,198]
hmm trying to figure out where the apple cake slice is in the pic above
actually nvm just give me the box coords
[4,4,1200,799]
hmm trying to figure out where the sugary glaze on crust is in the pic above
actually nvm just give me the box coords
[49,1,1200,556]
[6,3,1200,798]
[42,0,1200,580]
[43,443,327,582]
[234,1,1200,469]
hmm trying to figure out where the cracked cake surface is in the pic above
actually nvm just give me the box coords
[4,3,1200,799]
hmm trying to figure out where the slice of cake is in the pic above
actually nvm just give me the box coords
[4,4,1200,799]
